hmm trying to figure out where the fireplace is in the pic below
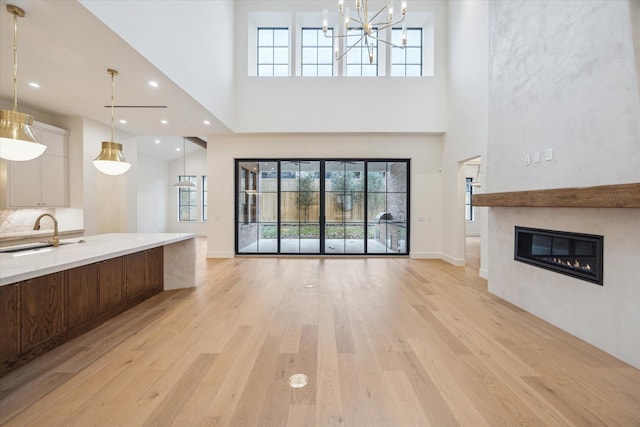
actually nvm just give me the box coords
[514,227,603,285]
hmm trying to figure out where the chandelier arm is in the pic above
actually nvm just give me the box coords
[373,37,401,48]
[336,36,364,62]
[324,32,359,40]
[371,16,406,30]
[356,7,366,27]
[368,3,390,23]
[337,8,365,27]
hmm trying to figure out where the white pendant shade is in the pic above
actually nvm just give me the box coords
[93,141,131,176]
[0,136,46,161]
[173,179,196,188]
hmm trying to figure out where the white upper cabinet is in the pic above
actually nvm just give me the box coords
[5,122,69,208]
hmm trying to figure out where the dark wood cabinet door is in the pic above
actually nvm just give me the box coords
[98,257,125,313]
[67,263,99,329]
[0,284,20,362]
[126,251,146,303]
[146,247,164,292]
[20,272,65,354]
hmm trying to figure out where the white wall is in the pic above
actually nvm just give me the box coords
[167,148,208,236]
[80,0,236,129]
[487,1,640,192]
[137,155,169,233]
[441,0,489,270]
[233,0,449,133]
[487,0,640,368]
[206,134,444,258]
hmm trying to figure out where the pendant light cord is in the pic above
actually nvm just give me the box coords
[12,10,18,111]
[183,138,187,177]
[110,71,115,142]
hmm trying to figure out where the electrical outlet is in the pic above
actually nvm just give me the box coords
[524,154,531,165]
[545,148,553,161]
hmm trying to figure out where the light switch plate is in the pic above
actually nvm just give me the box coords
[533,152,541,163]
[545,148,553,161]
[524,154,531,165]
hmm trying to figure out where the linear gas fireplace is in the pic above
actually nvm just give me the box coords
[514,227,603,285]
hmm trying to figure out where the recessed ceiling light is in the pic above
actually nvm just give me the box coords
[119,119,127,124]
[203,120,210,125]
[154,139,160,144]
[161,120,168,124]
[176,147,181,152]
[29,82,40,88]
[149,80,159,88]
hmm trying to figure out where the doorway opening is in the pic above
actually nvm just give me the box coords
[463,156,482,270]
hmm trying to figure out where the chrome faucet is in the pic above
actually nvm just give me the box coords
[33,213,59,247]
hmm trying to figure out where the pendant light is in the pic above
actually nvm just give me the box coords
[93,69,131,176]
[174,138,196,188]
[0,5,46,161]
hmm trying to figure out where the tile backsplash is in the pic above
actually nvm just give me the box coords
[0,208,84,234]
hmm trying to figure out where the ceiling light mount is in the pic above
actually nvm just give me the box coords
[93,68,131,175]
[0,4,46,161]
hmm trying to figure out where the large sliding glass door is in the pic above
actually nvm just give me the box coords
[236,159,409,255]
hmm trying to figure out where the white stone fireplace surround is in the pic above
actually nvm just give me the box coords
[485,0,640,368]
[488,207,640,368]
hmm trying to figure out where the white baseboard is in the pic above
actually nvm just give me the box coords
[479,268,489,279]
[410,252,466,266]
[206,251,234,258]
[440,253,466,266]
[409,252,441,259]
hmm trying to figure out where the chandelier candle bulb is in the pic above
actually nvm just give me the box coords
[356,0,361,10]
[402,0,407,15]
[323,9,328,32]
[344,7,350,28]
[338,0,343,12]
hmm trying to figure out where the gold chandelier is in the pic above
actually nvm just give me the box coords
[0,5,46,162]
[93,69,131,176]
[323,0,407,64]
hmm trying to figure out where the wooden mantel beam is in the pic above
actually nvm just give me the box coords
[473,183,640,208]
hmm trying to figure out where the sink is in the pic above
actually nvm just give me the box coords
[0,242,54,254]
[0,240,82,254]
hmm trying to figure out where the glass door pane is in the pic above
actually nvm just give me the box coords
[367,161,408,254]
[325,161,365,253]
[237,161,278,253]
[280,161,320,253]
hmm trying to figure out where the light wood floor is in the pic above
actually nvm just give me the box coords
[1,239,639,426]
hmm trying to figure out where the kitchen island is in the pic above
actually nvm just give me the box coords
[0,233,196,376]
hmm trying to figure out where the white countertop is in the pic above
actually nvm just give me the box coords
[0,233,195,286]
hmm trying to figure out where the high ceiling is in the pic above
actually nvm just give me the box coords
[0,0,224,161]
